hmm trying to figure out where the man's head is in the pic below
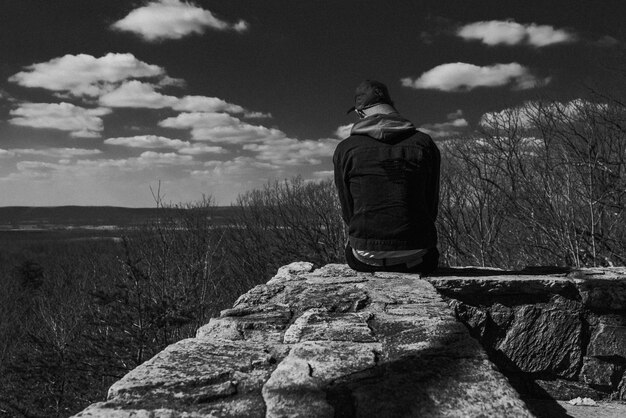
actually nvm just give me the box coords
[354,80,393,111]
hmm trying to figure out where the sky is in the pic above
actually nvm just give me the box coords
[0,0,624,207]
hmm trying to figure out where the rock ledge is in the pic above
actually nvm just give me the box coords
[75,263,537,417]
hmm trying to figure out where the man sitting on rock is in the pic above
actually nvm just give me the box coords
[333,80,440,274]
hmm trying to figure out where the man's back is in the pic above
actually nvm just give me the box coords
[333,80,440,273]
[334,124,440,251]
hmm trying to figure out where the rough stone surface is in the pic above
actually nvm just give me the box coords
[527,400,626,418]
[619,374,626,400]
[581,357,625,388]
[588,323,626,359]
[428,267,626,402]
[282,309,376,344]
[75,263,535,417]
[570,268,626,310]
[73,264,626,417]
[197,303,293,343]
[496,304,582,378]
[534,378,608,400]
[74,338,276,417]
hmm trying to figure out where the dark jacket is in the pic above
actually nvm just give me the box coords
[333,112,440,251]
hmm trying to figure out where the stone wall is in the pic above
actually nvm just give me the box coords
[428,267,626,401]
[73,264,626,418]
[74,263,534,417]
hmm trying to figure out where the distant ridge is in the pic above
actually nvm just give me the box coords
[0,206,236,230]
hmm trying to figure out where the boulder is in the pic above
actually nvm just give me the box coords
[496,304,582,378]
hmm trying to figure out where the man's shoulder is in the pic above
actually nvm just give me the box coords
[335,130,437,155]
[334,134,370,156]
[410,129,436,144]
[414,129,432,140]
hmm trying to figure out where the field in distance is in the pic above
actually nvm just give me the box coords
[0,205,238,231]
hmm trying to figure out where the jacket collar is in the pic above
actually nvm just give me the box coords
[350,109,416,142]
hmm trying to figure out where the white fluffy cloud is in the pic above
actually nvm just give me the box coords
[243,137,340,166]
[159,112,286,143]
[100,81,249,114]
[12,151,195,181]
[401,62,549,92]
[178,143,227,155]
[194,157,279,178]
[0,149,16,158]
[479,99,608,130]
[111,0,248,41]
[9,53,166,97]
[334,124,354,139]
[135,151,194,166]
[479,106,534,130]
[312,170,333,179]
[242,111,273,119]
[104,135,227,155]
[173,95,245,113]
[104,135,189,149]
[9,148,102,158]
[160,110,338,165]
[9,103,112,137]
[419,110,469,138]
[99,80,179,109]
[457,20,576,47]
[8,53,268,145]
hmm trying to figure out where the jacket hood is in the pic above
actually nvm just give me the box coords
[350,112,416,143]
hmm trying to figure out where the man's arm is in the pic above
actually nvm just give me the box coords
[429,141,441,221]
[333,146,353,225]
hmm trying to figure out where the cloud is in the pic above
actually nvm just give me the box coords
[9,148,103,158]
[0,149,16,158]
[0,88,16,103]
[401,62,549,92]
[595,36,620,47]
[135,151,194,166]
[9,53,165,97]
[419,110,469,138]
[162,110,339,164]
[334,124,354,138]
[159,112,286,143]
[104,135,189,149]
[9,102,112,137]
[457,20,576,47]
[104,134,227,155]
[178,144,228,155]
[14,161,62,179]
[479,106,534,130]
[479,99,608,130]
[243,137,340,166]
[173,95,245,113]
[111,0,248,41]
[99,80,179,108]
[193,157,279,179]
[312,170,333,178]
[242,111,273,119]
[11,151,196,182]
[99,81,255,117]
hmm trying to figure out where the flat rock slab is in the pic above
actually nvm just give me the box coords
[75,263,534,417]
[74,338,277,417]
[558,402,626,418]
[525,400,626,418]
[428,267,626,309]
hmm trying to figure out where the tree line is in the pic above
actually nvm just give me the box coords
[439,94,625,267]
